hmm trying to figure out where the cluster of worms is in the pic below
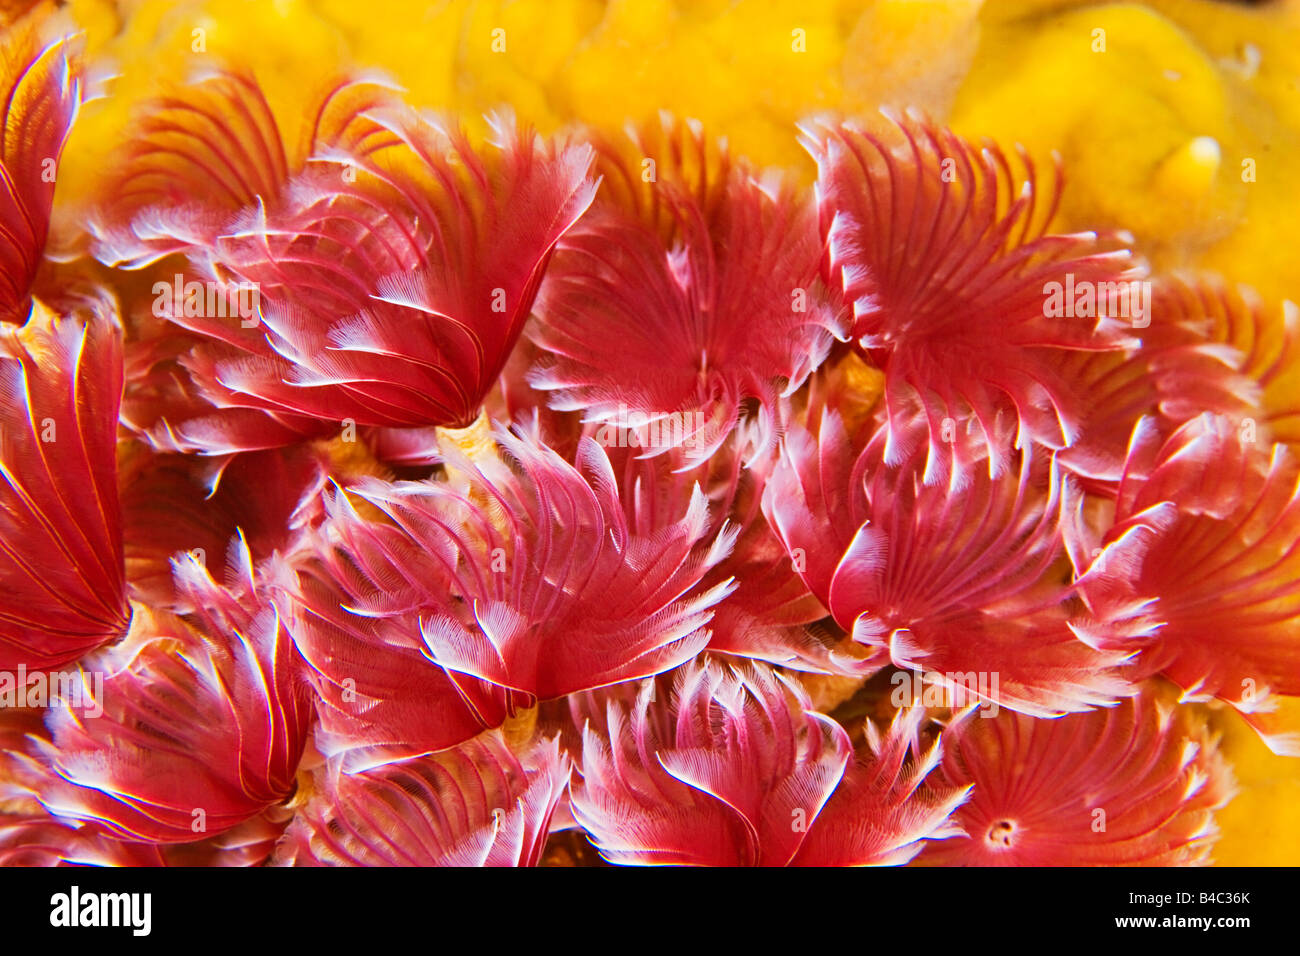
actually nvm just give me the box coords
[1,9,1296,866]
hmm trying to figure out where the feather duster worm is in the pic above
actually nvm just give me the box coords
[140,102,594,454]
[24,544,310,843]
[0,734,290,866]
[795,705,970,866]
[603,435,853,674]
[92,71,409,455]
[0,18,82,322]
[0,815,164,866]
[918,690,1233,865]
[273,733,569,867]
[94,67,595,453]
[804,112,1143,484]
[1052,277,1262,485]
[406,428,734,697]
[763,407,1131,714]
[0,299,127,670]
[0,756,293,865]
[91,70,401,269]
[529,115,846,463]
[277,425,734,771]
[1180,280,1300,452]
[150,810,294,867]
[275,551,521,774]
[1069,414,1300,755]
[119,442,327,608]
[570,659,968,865]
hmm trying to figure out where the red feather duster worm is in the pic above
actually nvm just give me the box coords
[186,112,595,434]
[0,18,83,323]
[118,442,328,609]
[1051,277,1264,486]
[805,112,1143,484]
[529,115,847,463]
[90,70,401,269]
[273,529,522,774]
[0,818,162,866]
[96,70,596,454]
[763,406,1132,716]
[1178,279,1300,453]
[93,70,412,454]
[276,424,734,772]
[570,659,969,865]
[0,752,295,865]
[243,128,586,446]
[1068,414,1300,755]
[273,733,569,867]
[600,434,855,675]
[1,691,297,865]
[22,544,311,843]
[917,690,1234,866]
[0,298,127,670]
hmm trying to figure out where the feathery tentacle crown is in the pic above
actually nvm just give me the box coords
[805,112,1144,484]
